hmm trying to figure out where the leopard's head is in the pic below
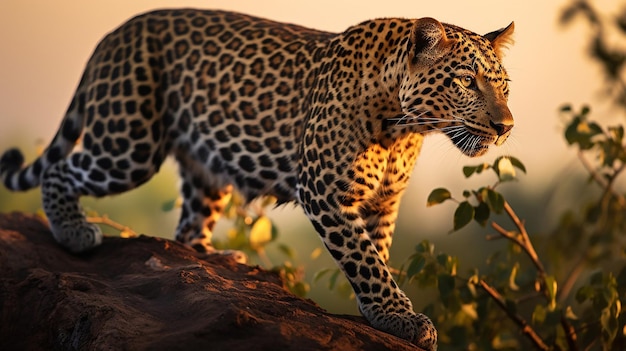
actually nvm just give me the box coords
[397,17,514,157]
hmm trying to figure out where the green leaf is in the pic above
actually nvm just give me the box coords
[313,268,334,283]
[406,255,426,279]
[427,188,452,206]
[545,308,563,327]
[590,271,604,285]
[575,285,595,303]
[486,189,505,214]
[601,303,619,349]
[462,163,490,178]
[564,114,602,150]
[328,269,342,290]
[473,201,490,226]
[581,105,591,116]
[532,304,546,324]
[290,282,310,297]
[588,122,603,136]
[508,156,527,174]
[314,268,346,292]
[495,156,526,175]
[271,220,280,241]
[437,274,456,298]
[436,253,448,267]
[509,262,520,291]
[564,306,578,320]
[545,275,558,311]
[277,243,295,259]
[310,247,323,260]
[460,303,478,320]
[462,166,476,178]
[609,125,624,143]
[161,198,178,212]
[437,254,458,275]
[249,216,273,249]
[564,117,582,146]
[453,201,474,231]
[415,240,434,254]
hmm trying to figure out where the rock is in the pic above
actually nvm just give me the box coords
[0,212,421,351]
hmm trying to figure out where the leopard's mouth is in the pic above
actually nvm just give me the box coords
[461,140,490,157]
[446,126,493,157]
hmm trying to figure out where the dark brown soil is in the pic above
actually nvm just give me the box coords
[0,212,421,351]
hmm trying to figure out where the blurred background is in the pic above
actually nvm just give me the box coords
[0,0,623,316]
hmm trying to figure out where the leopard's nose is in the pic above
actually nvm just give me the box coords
[490,120,513,136]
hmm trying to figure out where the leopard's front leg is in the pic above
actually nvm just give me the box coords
[317,209,436,350]
[296,142,437,350]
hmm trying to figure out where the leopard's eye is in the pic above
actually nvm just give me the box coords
[460,75,476,89]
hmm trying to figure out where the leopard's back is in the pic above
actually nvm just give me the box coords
[75,9,333,202]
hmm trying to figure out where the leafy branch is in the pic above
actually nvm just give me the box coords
[419,125,625,350]
[425,156,573,349]
[478,279,550,351]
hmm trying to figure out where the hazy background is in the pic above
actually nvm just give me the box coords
[0,0,622,313]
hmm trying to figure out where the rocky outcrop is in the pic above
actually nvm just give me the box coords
[0,212,420,350]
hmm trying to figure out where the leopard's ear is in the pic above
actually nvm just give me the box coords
[410,17,455,66]
[484,22,514,58]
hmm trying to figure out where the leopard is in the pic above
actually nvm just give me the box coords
[0,9,515,350]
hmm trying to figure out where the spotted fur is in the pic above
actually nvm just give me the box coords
[0,9,515,349]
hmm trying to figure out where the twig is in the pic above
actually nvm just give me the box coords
[484,233,506,241]
[389,267,402,276]
[561,314,579,351]
[490,200,579,349]
[504,201,545,274]
[255,247,273,268]
[577,150,626,208]
[558,255,588,304]
[490,215,545,277]
[479,279,550,351]
[87,215,137,237]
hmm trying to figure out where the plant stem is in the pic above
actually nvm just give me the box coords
[87,215,137,237]
[561,314,579,351]
[490,200,579,350]
[490,210,545,278]
[256,247,273,268]
[577,150,626,207]
[558,254,588,304]
[479,279,550,351]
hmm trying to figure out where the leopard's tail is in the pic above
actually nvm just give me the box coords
[0,74,88,191]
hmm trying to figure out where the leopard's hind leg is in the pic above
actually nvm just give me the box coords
[173,159,246,263]
[41,159,103,252]
[42,146,163,252]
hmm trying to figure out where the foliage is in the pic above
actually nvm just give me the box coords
[90,190,310,296]
[419,139,625,349]
[163,193,310,297]
[221,194,310,296]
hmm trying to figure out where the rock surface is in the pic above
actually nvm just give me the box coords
[0,212,421,351]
